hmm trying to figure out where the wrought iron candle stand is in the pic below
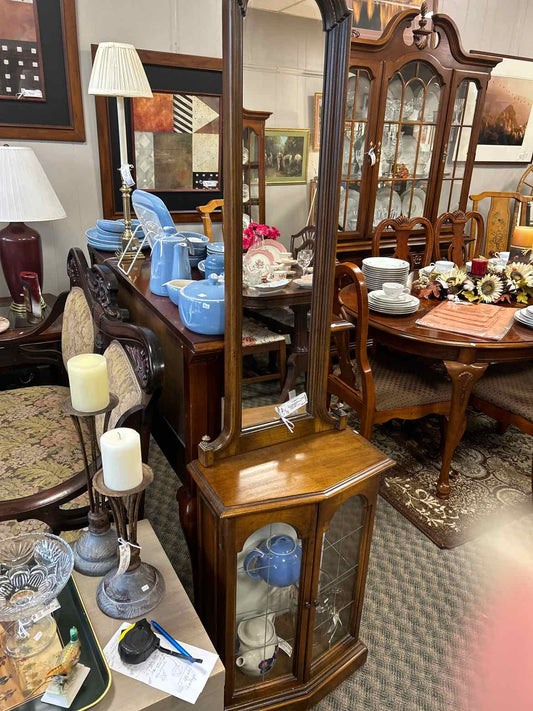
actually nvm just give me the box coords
[93,465,165,619]
[63,393,120,576]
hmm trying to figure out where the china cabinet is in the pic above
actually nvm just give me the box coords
[243,109,272,225]
[337,8,500,258]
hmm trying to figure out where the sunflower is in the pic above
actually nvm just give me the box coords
[504,262,533,287]
[477,274,504,303]
[440,267,467,287]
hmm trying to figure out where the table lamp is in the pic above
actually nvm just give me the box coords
[0,146,66,312]
[88,42,152,256]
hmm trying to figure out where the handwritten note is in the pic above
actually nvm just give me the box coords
[103,623,219,704]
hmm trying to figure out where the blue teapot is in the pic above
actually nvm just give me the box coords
[244,534,301,588]
[175,274,225,336]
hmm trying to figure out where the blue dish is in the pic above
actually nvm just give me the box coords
[206,241,224,255]
[97,218,141,234]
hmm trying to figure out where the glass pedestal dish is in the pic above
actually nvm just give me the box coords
[0,533,74,658]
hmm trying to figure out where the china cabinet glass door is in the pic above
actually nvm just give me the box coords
[373,60,443,227]
[311,495,367,662]
[243,127,260,223]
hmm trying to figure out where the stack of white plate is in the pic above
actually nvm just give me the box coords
[362,257,409,291]
[514,306,533,329]
[368,290,420,315]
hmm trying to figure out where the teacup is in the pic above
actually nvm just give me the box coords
[495,251,510,265]
[382,282,408,298]
[434,260,454,272]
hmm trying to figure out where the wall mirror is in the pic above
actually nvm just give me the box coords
[198,0,352,466]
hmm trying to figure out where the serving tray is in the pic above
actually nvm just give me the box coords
[1,577,111,711]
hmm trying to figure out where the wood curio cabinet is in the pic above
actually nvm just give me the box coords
[336,9,500,258]
[243,109,272,226]
[189,430,393,711]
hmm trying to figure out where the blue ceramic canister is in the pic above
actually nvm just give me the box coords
[177,274,225,336]
[243,534,301,588]
[204,253,225,279]
[150,232,182,296]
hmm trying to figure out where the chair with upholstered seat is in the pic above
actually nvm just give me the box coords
[0,248,163,535]
[470,361,533,437]
[328,262,452,439]
[372,215,434,269]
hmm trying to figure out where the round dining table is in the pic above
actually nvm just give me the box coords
[339,286,533,498]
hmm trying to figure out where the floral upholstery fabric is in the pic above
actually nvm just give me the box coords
[0,385,91,503]
[61,287,95,368]
[96,340,145,437]
[242,317,287,346]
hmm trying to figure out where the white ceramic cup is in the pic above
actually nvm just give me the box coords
[434,260,455,272]
[382,282,408,298]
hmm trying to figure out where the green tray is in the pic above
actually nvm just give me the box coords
[2,577,111,711]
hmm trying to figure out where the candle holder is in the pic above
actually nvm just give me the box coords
[63,394,120,576]
[93,465,165,619]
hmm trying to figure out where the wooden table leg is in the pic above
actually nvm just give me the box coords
[438,360,488,498]
[279,303,310,403]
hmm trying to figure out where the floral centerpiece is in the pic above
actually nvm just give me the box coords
[243,222,280,251]
[413,262,533,305]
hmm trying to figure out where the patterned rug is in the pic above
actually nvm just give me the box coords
[346,409,532,548]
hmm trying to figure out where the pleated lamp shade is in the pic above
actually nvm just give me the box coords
[0,146,66,222]
[88,42,153,98]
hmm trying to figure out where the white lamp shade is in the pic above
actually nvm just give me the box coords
[0,146,66,223]
[88,42,153,98]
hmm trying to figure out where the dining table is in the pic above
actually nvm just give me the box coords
[243,281,312,402]
[338,287,533,498]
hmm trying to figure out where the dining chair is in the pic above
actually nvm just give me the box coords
[470,191,533,257]
[470,361,533,437]
[197,199,224,241]
[290,225,316,258]
[328,262,452,440]
[372,215,434,268]
[433,209,485,267]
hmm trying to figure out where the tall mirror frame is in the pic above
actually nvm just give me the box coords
[198,0,353,466]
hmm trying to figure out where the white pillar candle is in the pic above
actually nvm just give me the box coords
[100,428,143,492]
[67,354,110,413]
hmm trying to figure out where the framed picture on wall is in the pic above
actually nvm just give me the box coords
[351,0,438,39]
[265,129,309,185]
[313,93,322,150]
[92,47,223,223]
[476,59,533,164]
[0,0,85,141]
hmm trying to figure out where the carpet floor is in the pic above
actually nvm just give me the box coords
[146,438,533,711]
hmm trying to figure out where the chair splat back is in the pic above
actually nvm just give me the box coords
[434,210,484,266]
[372,215,434,268]
[197,199,224,241]
[470,191,533,256]
[290,225,316,258]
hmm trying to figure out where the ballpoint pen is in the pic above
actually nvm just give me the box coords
[150,620,202,664]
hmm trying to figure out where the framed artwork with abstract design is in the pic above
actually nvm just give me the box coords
[476,59,533,164]
[93,47,223,223]
[352,0,438,39]
[0,0,84,141]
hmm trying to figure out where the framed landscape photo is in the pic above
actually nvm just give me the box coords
[351,0,438,39]
[265,129,309,185]
[476,59,533,164]
[313,93,322,150]
[0,0,85,141]
[93,47,223,223]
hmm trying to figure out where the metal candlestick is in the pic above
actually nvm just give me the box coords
[63,393,120,576]
[93,465,165,619]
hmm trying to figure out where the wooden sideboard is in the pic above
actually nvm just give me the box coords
[89,248,224,478]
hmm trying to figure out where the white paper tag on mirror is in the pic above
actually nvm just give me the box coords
[278,638,293,657]
[120,163,135,187]
[275,392,308,432]
[114,541,131,578]
[31,598,60,623]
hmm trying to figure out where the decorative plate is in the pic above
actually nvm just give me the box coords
[244,248,274,277]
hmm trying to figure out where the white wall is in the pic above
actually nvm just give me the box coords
[0,0,222,298]
[244,8,324,248]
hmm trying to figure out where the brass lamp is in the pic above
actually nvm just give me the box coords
[88,42,152,256]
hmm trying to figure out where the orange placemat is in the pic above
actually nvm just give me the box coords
[416,301,518,340]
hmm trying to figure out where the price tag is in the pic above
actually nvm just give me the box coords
[120,163,135,187]
[275,392,308,433]
[113,541,131,578]
[278,638,293,657]
[31,598,60,623]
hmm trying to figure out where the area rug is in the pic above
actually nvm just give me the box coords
[346,410,532,548]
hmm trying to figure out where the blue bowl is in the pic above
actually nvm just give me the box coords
[97,218,141,234]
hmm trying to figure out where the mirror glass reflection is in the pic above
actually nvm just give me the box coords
[241,0,325,430]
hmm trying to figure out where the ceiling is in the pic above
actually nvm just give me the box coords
[248,0,323,22]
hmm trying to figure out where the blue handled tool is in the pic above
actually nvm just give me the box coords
[150,620,201,664]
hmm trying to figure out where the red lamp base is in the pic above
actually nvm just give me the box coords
[0,222,43,311]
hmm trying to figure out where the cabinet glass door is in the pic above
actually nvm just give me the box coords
[311,495,366,661]
[374,61,442,226]
[339,68,371,233]
[235,523,301,689]
[438,80,480,214]
[243,127,260,222]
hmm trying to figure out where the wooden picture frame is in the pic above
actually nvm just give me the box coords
[265,128,309,185]
[476,58,533,164]
[313,93,322,150]
[0,0,84,142]
[352,0,438,39]
[92,47,223,224]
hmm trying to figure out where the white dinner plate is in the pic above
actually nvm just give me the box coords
[253,278,290,294]
[514,310,533,329]
[363,257,410,270]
